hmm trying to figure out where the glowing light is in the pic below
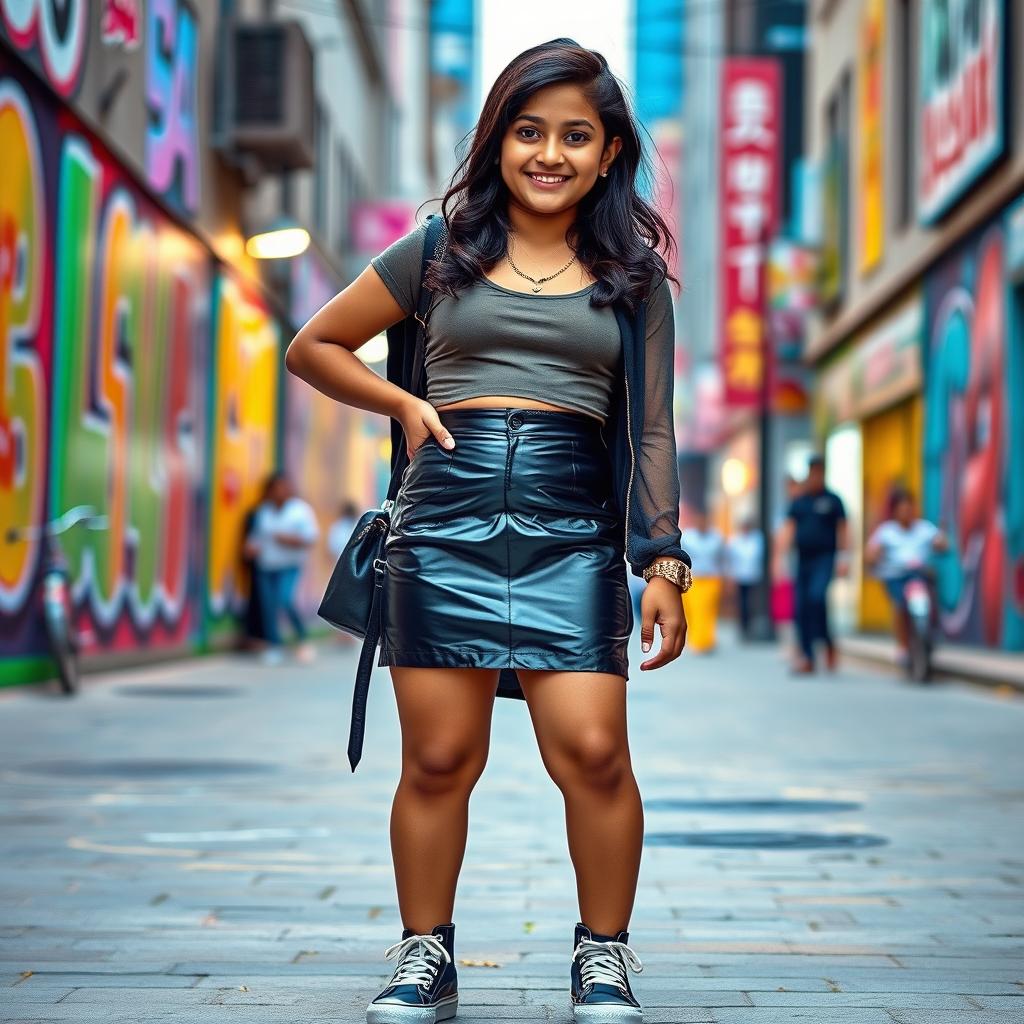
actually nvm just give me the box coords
[721,457,750,497]
[245,226,311,259]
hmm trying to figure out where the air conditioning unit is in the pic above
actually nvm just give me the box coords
[227,20,315,170]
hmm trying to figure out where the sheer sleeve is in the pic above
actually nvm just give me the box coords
[631,275,691,575]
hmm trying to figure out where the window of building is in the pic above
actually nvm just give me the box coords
[335,143,363,255]
[820,66,852,308]
[313,97,329,230]
[893,0,916,230]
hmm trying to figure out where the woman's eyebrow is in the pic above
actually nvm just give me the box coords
[514,114,596,130]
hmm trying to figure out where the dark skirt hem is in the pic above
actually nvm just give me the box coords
[377,647,629,684]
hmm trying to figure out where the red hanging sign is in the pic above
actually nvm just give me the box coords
[718,59,782,407]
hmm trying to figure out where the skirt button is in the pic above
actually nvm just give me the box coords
[508,415,523,429]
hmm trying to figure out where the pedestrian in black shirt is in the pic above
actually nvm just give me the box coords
[776,455,848,673]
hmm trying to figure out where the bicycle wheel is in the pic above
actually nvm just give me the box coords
[44,611,79,695]
[908,629,932,684]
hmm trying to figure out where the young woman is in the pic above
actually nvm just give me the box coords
[286,39,691,1024]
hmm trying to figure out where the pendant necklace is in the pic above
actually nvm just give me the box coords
[506,236,578,293]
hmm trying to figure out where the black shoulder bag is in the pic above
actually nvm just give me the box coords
[317,213,447,772]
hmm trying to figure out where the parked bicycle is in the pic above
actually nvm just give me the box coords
[4,505,108,695]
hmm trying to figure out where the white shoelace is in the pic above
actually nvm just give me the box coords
[383,933,451,987]
[572,937,644,993]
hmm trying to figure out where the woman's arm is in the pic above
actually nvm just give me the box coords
[634,276,688,669]
[285,261,454,455]
[632,276,689,577]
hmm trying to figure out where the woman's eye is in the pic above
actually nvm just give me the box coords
[517,128,589,143]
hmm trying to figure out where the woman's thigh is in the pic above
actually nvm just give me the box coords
[515,669,630,783]
[390,667,499,778]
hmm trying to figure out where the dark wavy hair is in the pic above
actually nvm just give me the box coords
[419,38,679,316]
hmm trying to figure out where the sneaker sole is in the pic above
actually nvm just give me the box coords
[572,1004,642,1024]
[366,992,458,1024]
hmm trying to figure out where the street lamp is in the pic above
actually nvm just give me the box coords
[245,216,311,259]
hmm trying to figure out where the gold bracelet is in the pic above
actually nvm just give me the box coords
[642,557,692,592]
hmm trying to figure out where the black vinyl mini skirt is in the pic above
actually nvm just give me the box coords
[377,407,634,686]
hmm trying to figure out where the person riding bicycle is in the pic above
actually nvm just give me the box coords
[864,488,948,665]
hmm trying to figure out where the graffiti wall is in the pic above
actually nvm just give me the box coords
[0,0,88,98]
[922,201,1024,650]
[0,52,295,685]
[145,0,200,217]
[0,51,213,678]
[204,270,280,641]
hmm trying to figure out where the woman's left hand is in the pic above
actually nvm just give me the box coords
[638,578,687,670]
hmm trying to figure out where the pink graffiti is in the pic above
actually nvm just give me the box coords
[101,0,141,50]
[145,0,200,213]
[960,234,1006,646]
[0,0,87,96]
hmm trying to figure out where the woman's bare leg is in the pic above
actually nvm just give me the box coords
[389,666,498,934]
[516,669,642,935]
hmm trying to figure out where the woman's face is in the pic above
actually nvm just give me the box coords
[498,83,621,216]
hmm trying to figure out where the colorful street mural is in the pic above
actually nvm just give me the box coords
[922,204,1024,651]
[146,0,200,216]
[1,16,392,688]
[0,51,215,681]
[0,0,88,98]
[204,271,280,640]
[0,50,315,686]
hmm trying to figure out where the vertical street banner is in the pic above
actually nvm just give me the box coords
[858,0,885,273]
[718,58,782,407]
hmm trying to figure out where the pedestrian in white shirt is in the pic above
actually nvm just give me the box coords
[253,472,320,665]
[865,489,948,661]
[725,517,764,640]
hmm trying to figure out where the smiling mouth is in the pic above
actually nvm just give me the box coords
[525,172,572,183]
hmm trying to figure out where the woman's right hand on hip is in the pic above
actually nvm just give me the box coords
[399,397,456,459]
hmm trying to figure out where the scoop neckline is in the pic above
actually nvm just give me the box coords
[479,275,597,298]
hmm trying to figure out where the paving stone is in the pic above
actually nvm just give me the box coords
[1,635,1022,1020]
[887,1013,1024,1024]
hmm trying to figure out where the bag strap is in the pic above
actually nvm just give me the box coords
[348,216,448,772]
[409,213,448,397]
[384,213,448,502]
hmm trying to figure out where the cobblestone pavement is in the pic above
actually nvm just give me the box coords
[2,631,1023,1023]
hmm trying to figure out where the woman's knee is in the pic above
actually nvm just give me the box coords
[549,728,630,791]
[402,741,487,795]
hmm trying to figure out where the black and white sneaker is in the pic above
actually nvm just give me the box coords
[366,922,459,1024]
[570,921,644,1023]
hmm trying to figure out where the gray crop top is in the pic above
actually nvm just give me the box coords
[371,220,675,424]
